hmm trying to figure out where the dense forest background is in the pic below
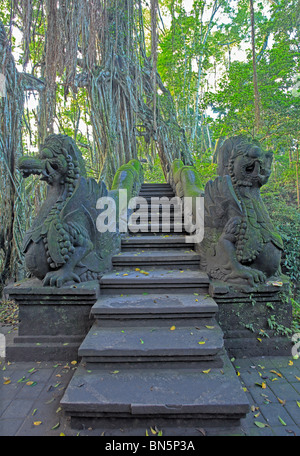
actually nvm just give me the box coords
[0,0,299,322]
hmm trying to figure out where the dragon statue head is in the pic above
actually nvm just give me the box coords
[19,134,86,196]
[217,135,273,189]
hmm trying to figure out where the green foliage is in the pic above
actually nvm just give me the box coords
[262,192,300,288]
[143,157,166,183]
[192,151,218,184]
[267,314,293,337]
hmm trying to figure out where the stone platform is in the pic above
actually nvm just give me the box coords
[210,281,293,358]
[4,279,100,361]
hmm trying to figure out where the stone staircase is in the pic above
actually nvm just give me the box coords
[61,183,249,435]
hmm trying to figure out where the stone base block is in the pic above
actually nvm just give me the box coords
[4,279,100,361]
[209,280,293,358]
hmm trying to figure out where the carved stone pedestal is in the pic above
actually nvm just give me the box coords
[4,279,100,361]
[209,280,293,358]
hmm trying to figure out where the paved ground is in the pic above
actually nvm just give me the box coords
[1,324,300,437]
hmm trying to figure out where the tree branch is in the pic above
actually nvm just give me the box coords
[19,73,45,91]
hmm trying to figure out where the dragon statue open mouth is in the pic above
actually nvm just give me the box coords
[200,135,284,288]
[18,134,114,287]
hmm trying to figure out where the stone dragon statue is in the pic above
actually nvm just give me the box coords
[18,134,118,287]
[200,135,284,288]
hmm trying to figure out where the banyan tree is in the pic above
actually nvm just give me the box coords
[0,0,193,293]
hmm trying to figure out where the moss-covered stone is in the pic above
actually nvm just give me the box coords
[180,166,204,197]
[111,160,143,200]
[171,159,184,179]
[170,159,204,198]
[210,281,293,357]
[169,160,204,227]
[127,159,144,184]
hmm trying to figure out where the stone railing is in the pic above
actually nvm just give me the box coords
[168,159,204,199]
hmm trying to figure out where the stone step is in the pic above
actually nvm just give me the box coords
[99,268,210,294]
[91,293,218,322]
[140,184,172,190]
[127,230,195,238]
[127,222,190,234]
[138,192,175,198]
[130,210,185,221]
[121,235,190,249]
[60,353,249,430]
[141,183,171,186]
[5,338,82,362]
[138,192,175,197]
[132,211,184,219]
[79,322,224,365]
[139,187,174,192]
[134,199,180,206]
[112,249,200,267]
[130,207,183,217]
[140,197,178,204]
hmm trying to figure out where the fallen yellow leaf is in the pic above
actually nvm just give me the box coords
[255,382,266,389]
[270,370,282,378]
[34,421,42,426]
[202,369,211,374]
[251,405,259,412]
[71,360,77,365]
[198,341,206,345]
[277,397,286,405]
[288,360,293,366]
[295,376,300,381]
[123,273,128,276]
[170,326,176,331]
[3,379,11,385]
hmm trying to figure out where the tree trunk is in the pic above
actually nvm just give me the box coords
[250,0,261,134]
[75,0,193,185]
[0,22,23,294]
[0,21,44,295]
